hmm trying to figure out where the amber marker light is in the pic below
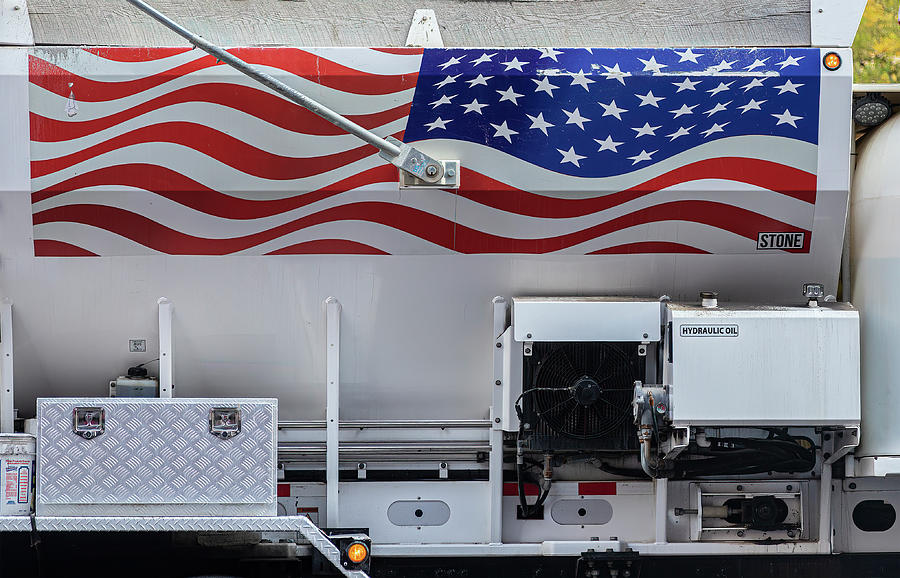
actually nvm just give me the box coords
[347,542,369,564]
[823,52,841,71]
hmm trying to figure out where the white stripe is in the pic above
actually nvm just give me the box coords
[30,101,409,160]
[33,222,165,255]
[29,65,415,121]
[31,143,391,195]
[33,47,422,81]
[34,178,809,243]
[33,220,447,256]
[417,135,818,197]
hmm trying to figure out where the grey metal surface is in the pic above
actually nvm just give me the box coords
[26,0,811,47]
[0,516,31,531]
[37,398,276,516]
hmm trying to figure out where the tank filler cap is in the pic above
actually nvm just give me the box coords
[700,291,718,308]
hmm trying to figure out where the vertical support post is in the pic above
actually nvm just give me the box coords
[489,296,508,544]
[0,301,14,433]
[157,297,173,398]
[325,297,341,527]
[818,460,833,554]
[654,477,668,544]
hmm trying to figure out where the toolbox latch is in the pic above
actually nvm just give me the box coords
[209,407,241,439]
[72,407,105,439]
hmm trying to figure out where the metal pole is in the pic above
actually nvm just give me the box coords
[157,297,173,398]
[325,297,341,527]
[0,301,13,433]
[125,0,399,158]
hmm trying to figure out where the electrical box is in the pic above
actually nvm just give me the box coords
[664,303,860,426]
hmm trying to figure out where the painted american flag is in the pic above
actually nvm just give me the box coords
[29,46,820,256]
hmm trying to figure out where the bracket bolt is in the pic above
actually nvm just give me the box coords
[425,164,439,177]
[447,168,456,178]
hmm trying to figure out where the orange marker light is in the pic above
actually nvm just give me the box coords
[823,52,841,71]
[347,542,369,564]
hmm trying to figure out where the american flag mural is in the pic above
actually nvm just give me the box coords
[29,46,821,256]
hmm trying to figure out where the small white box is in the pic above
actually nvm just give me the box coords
[665,303,860,426]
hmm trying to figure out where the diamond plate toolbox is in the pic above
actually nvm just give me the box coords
[36,398,277,517]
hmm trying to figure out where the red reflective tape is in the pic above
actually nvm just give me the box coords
[578,482,617,496]
[277,483,291,497]
[503,482,540,496]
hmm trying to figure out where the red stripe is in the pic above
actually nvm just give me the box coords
[32,200,809,255]
[32,202,455,254]
[503,482,540,496]
[33,164,399,216]
[277,483,291,497]
[372,48,424,55]
[589,241,709,254]
[29,50,418,102]
[266,240,389,255]
[578,482,617,496]
[83,47,194,62]
[457,159,815,217]
[33,239,98,256]
[29,85,412,141]
[30,124,405,180]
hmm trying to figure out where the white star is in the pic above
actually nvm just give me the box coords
[708,59,736,72]
[526,112,554,135]
[635,90,665,108]
[438,56,462,70]
[429,94,456,108]
[532,76,559,97]
[425,117,452,131]
[703,101,731,117]
[707,81,734,96]
[775,55,803,69]
[601,63,631,85]
[670,103,698,118]
[496,86,525,105]
[466,74,494,88]
[460,98,488,115]
[773,79,803,94]
[740,78,766,92]
[632,122,661,137]
[666,126,694,141]
[569,69,596,91]
[701,122,729,138]
[557,146,587,167]
[598,99,628,121]
[638,55,668,73]
[501,57,529,72]
[772,108,803,128]
[434,74,461,88]
[594,135,623,152]
[737,99,766,114]
[672,77,701,92]
[490,120,518,143]
[627,149,657,165]
[674,48,703,63]
[538,48,563,62]
[744,57,770,71]
[562,107,591,130]
[471,52,497,66]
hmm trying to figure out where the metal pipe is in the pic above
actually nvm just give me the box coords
[279,443,492,454]
[124,0,401,159]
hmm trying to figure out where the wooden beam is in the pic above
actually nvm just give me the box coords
[27,0,810,47]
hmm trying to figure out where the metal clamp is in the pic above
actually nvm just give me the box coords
[209,407,242,439]
[72,407,105,439]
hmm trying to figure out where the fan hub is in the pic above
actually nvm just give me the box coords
[572,376,602,406]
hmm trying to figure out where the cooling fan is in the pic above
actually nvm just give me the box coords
[529,342,640,441]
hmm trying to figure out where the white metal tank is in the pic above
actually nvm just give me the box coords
[852,112,900,457]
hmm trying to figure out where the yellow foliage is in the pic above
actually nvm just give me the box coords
[852,0,900,83]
